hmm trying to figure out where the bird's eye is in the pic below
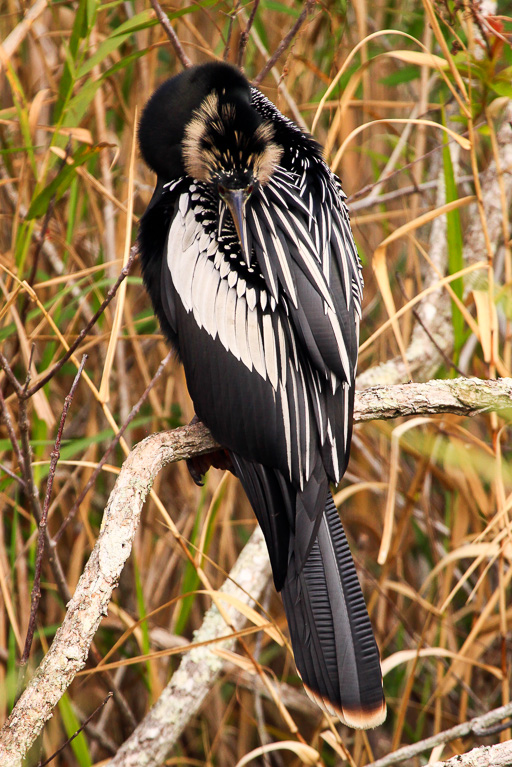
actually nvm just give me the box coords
[246,184,254,197]
[218,183,227,198]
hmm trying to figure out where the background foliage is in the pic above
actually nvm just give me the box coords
[1,0,512,764]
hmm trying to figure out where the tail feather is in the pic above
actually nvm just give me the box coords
[230,454,385,728]
[282,494,385,727]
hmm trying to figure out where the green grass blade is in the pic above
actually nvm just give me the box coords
[58,693,92,767]
[441,106,465,362]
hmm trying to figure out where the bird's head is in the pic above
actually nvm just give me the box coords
[182,89,282,264]
[139,63,282,266]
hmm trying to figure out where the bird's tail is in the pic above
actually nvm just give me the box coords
[282,492,386,728]
[230,455,386,729]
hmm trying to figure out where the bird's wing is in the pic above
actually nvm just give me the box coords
[249,87,364,371]
[163,187,318,488]
[247,164,362,484]
[138,177,183,348]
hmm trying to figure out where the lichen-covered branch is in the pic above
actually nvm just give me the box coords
[430,739,512,767]
[106,527,269,767]
[0,376,511,766]
[354,376,512,422]
[0,424,218,767]
[366,701,512,767]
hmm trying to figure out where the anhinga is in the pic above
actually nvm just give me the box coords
[138,61,385,729]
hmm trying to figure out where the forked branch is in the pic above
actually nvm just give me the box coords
[0,376,511,766]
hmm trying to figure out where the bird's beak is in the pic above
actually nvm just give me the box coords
[223,189,251,268]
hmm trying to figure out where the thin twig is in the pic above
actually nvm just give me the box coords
[36,692,113,767]
[223,2,237,61]
[0,386,25,475]
[54,350,173,543]
[20,356,87,666]
[22,344,36,397]
[0,463,26,487]
[252,0,316,86]
[18,395,43,532]
[24,249,136,399]
[149,0,192,69]
[0,350,24,395]
[237,0,260,68]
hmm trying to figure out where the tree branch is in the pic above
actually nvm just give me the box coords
[366,702,512,767]
[354,376,512,422]
[430,739,512,767]
[252,0,316,86]
[149,0,192,69]
[1,376,511,766]
[106,526,270,767]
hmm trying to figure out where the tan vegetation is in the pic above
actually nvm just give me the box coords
[1,0,512,765]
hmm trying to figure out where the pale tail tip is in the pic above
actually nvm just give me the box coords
[302,682,387,730]
[338,700,387,730]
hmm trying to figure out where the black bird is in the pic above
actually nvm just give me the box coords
[138,61,386,729]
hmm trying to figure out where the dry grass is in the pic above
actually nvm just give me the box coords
[1,0,512,765]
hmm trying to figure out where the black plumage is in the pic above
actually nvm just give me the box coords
[138,61,386,728]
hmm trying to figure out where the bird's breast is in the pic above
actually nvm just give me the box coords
[166,187,278,383]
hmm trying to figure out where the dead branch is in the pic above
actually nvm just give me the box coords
[430,740,512,767]
[149,0,192,69]
[252,0,316,86]
[0,423,218,767]
[354,376,512,421]
[366,702,512,767]
[105,526,270,767]
[0,375,511,765]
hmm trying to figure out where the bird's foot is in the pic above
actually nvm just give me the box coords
[186,415,234,486]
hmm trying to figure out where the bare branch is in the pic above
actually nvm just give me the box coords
[0,463,25,487]
[0,350,24,396]
[149,0,192,69]
[355,376,512,421]
[222,2,237,61]
[252,0,316,86]
[0,423,218,767]
[0,376,511,765]
[105,527,270,767]
[237,0,260,68]
[429,740,512,766]
[367,720,512,767]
